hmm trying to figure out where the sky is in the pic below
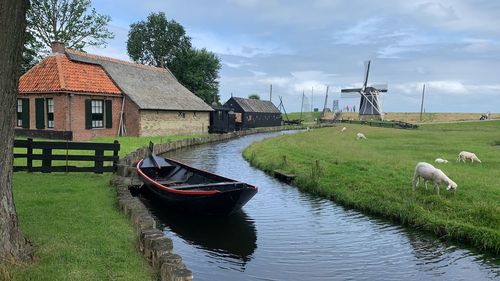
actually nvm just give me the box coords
[88,0,500,113]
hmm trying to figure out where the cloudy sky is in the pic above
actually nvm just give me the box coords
[89,0,500,113]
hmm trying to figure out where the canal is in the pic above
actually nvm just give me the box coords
[141,131,499,281]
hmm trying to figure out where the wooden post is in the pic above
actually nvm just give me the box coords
[27,138,33,173]
[95,149,104,174]
[41,148,52,173]
[113,140,120,171]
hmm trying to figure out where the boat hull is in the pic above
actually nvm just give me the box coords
[137,155,257,216]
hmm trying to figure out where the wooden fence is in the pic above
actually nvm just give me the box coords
[14,138,120,173]
[341,119,419,129]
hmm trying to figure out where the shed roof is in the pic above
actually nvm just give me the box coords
[226,97,280,113]
[66,50,212,112]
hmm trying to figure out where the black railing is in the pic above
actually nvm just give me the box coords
[14,138,120,173]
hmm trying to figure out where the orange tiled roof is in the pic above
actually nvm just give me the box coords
[19,54,121,95]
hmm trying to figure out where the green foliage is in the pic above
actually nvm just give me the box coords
[248,94,260,100]
[21,31,44,73]
[127,12,191,67]
[243,121,500,254]
[168,48,221,104]
[127,12,221,104]
[27,0,113,50]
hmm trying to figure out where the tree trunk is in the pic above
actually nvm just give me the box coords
[0,0,33,262]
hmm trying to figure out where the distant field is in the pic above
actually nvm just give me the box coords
[244,120,500,254]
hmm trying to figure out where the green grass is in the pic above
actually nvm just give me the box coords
[5,133,214,280]
[243,120,500,254]
[9,173,154,281]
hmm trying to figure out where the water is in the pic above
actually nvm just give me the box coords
[142,131,499,281]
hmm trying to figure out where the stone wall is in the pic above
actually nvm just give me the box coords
[140,110,210,136]
[113,125,310,280]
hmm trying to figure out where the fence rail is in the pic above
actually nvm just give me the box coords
[340,119,419,129]
[14,138,120,174]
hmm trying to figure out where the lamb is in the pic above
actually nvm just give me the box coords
[341,127,347,133]
[412,162,457,195]
[457,151,481,163]
[434,158,448,164]
[356,132,366,140]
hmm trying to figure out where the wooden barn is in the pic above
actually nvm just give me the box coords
[17,42,213,140]
[209,104,236,133]
[223,97,281,129]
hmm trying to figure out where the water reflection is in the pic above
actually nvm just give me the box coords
[139,131,500,281]
[142,196,257,267]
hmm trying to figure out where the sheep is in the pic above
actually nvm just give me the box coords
[412,162,457,195]
[341,127,347,133]
[457,151,481,163]
[356,132,366,140]
[434,158,449,164]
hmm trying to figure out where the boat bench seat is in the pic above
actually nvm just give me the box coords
[173,181,244,190]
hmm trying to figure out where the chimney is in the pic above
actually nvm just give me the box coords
[51,41,66,54]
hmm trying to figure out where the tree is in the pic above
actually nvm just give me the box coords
[248,94,260,100]
[21,30,44,73]
[168,48,221,104]
[26,0,114,50]
[0,0,33,261]
[127,12,191,67]
[127,12,222,104]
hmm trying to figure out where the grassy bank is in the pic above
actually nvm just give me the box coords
[243,121,500,254]
[5,133,214,280]
[8,173,154,280]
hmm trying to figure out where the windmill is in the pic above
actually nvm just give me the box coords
[341,61,388,120]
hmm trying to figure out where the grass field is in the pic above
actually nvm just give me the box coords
[243,120,500,254]
[4,134,211,280]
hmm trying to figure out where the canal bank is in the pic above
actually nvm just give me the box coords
[113,125,307,280]
[243,122,500,255]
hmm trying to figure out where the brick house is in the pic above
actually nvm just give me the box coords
[17,42,213,140]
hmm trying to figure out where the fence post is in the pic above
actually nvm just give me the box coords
[41,148,52,173]
[27,138,33,173]
[113,140,120,171]
[95,149,104,174]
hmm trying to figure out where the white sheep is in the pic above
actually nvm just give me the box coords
[341,127,347,133]
[356,132,366,140]
[457,151,481,163]
[412,162,457,195]
[434,158,448,164]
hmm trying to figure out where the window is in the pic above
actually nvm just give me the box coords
[17,99,23,127]
[91,100,104,128]
[47,98,54,128]
[178,111,185,118]
[217,111,223,120]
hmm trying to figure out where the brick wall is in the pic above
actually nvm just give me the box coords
[70,94,123,140]
[123,96,141,137]
[140,110,210,136]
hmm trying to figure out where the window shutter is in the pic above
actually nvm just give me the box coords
[105,100,112,128]
[85,99,92,129]
[35,98,45,129]
[21,98,30,128]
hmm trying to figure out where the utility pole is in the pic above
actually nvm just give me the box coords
[269,84,272,102]
[420,84,425,121]
[311,86,314,112]
[299,90,304,123]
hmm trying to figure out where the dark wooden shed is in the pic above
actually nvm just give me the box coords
[223,97,281,129]
[209,105,236,133]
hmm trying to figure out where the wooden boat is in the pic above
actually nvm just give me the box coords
[136,147,258,215]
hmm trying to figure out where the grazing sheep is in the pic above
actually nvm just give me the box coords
[412,162,457,195]
[434,158,449,164]
[341,127,347,133]
[457,151,482,163]
[356,132,366,140]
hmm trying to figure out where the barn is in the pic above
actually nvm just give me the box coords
[223,97,281,129]
[17,42,213,140]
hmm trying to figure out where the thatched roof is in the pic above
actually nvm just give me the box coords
[66,50,212,112]
[226,97,280,113]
